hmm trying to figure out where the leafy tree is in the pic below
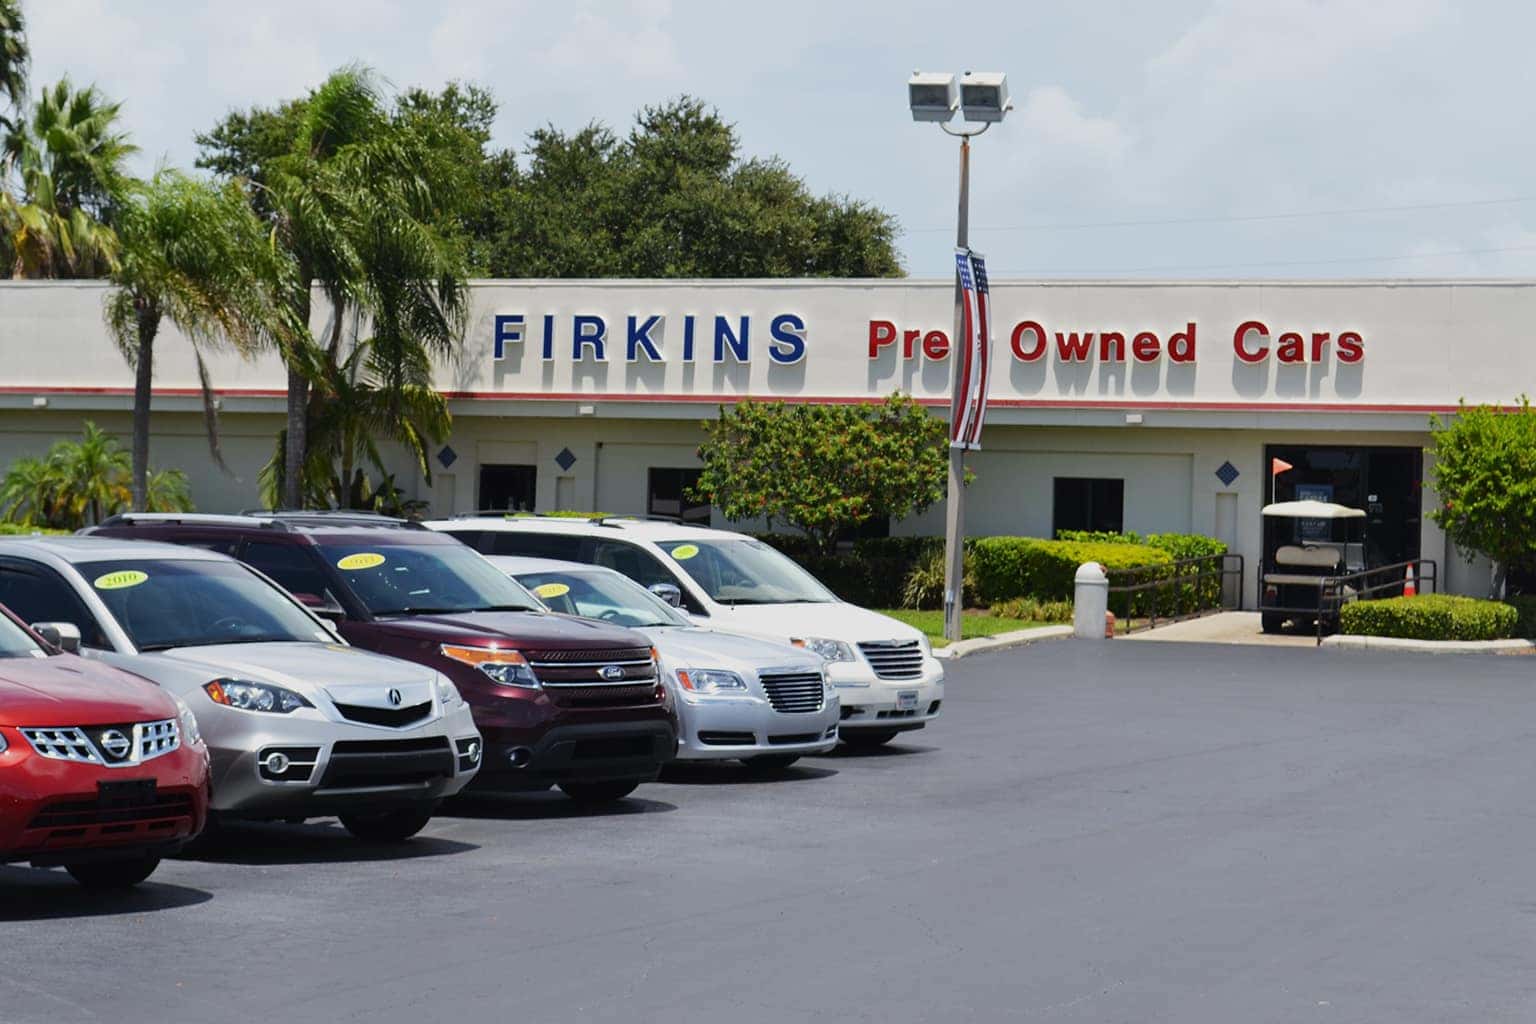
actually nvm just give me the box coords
[692,395,948,555]
[0,422,192,529]
[1429,398,1536,597]
[105,170,286,510]
[0,0,26,138]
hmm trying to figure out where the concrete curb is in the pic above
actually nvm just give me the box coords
[934,625,1075,659]
[1320,635,1536,655]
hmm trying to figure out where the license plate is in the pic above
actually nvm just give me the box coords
[98,779,157,808]
[896,691,919,711]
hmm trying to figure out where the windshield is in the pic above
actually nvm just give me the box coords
[83,559,333,651]
[0,611,44,658]
[317,543,542,616]
[656,539,836,605]
[516,570,689,628]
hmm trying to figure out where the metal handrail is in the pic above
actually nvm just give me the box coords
[1310,558,1439,645]
[1104,553,1245,635]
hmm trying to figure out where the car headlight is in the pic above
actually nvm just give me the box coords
[434,674,464,707]
[792,637,856,662]
[440,644,540,689]
[173,696,202,745]
[822,668,837,697]
[676,668,747,694]
[0,729,7,754]
[203,678,313,714]
[916,634,933,658]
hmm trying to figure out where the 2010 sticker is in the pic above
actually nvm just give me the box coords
[337,552,386,571]
[533,582,571,599]
[670,544,700,560]
[93,570,149,591]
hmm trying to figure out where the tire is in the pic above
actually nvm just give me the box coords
[558,780,640,804]
[338,806,434,842]
[742,755,800,774]
[841,730,898,750]
[1260,613,1285,634]
[66,856,160,889]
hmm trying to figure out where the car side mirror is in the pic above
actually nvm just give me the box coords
[294,592,347,624]
[32,621,82,654]
[648,583,683,608]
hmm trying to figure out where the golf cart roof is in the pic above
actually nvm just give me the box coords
[1261,500,1367,519]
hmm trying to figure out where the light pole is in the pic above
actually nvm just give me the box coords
[908,70,1012,642]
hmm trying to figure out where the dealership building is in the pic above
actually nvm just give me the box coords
[2,277,1527,602]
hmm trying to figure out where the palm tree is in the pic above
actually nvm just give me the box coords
[105,170,288,509]
[0,453,63,526]
[0,423,192,528]
[0,0,27,137]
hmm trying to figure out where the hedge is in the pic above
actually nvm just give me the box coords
[1339,594,1518,641]
[752,534,934,608]
[971,538,1172,604]
[1505,595,1536,640]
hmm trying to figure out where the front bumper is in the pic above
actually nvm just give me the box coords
[829,658,946,734]
[472,719,676,792]
[204,703,481,820]
[673,694,840,760]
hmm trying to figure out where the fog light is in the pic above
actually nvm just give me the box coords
[264,751,291,774]
[467,741,481,765]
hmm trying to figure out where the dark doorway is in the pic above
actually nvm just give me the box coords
[479,464,536,512]
[1264,445,1422,565]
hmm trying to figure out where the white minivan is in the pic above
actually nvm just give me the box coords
[425,516,944,748]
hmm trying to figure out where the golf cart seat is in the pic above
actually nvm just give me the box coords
[1275,545,1342,569]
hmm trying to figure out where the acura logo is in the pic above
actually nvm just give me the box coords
[387,688,403,706]
[99,729,132,760]
[598,665,625,682]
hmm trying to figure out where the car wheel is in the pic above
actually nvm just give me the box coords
[66,856,160,889]
[841,730,899,750]
[1260,613,1285,634]
[558,780,640,804]
[742,755,800,774]
[338,807,435,842]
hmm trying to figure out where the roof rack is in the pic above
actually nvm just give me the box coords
[451,511,687,526]
[97,510,425,531]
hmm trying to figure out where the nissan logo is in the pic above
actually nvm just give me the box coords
[598,665,625,682]
[99,729,132,760]
[387,688,403,706]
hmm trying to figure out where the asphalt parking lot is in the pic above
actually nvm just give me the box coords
[7,639,1536,1023]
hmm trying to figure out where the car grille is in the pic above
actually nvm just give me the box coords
[760,671,825,714]
[527,647,659,706]
[319,737,454,789]
[333,700,433,729]
[858,640,924,680]
[21,720,180,767]
[29,792,195,830]
[545,683,659,709]
[698,730,756,746]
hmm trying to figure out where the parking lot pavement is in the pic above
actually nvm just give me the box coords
[9,639,1536,1023]
[1126,610,1321,646]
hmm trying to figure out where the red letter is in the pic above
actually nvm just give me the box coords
[902,329,920,359]
[1056,331,1095,361]
[1310,331,1331,363]
[1336,331,1363,363]
[1132,332,1161,362]
[1010,320,1046,361]
[1276,332,1305,363]
[1233,320,1269,363]
[1099,331,1126,362]
[868,320,896,358]
[1168,322,1197,363]
[922,330,950,359]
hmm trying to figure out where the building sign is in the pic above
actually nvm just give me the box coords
[493,313,808,365]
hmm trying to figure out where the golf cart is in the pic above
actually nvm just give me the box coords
[1258,500,1368,634]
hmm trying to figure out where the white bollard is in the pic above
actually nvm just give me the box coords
[1073,562,1109,640]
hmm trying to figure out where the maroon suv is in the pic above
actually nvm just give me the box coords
[89,513,675,804]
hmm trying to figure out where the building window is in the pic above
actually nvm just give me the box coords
[648,468,710,525]
[480,464,536,512]
[1053,477,1124,535]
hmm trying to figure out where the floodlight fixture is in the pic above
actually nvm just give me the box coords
[959,71,1012,123]
[908,71,958,123]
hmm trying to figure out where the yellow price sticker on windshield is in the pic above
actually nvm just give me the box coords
[533,582,571,599]
[337,552,386,571]
[670,544,700,560]
[93,569,148,591]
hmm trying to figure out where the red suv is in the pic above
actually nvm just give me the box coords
[1,607,209,888]
[90,513,676,804]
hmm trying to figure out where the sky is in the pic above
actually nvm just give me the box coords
[24,0,1536,280]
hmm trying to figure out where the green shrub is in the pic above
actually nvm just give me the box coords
[900,546,976,610]
[1339,594,1518,641]
[1504,595,1536,640]
[753,533,946,608]
[990,596,1075,623]
[0,523,69,536]
[971,537,1172,604]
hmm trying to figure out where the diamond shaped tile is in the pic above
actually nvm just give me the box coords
[554,447,578,472]
[1214,460,1240,487]
[436,444,458,469]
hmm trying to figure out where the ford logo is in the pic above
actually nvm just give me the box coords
[388,688,403,706]
[99,729,132,760]
[598,665,625,682]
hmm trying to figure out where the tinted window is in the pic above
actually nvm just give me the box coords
[315,542,541,616]
[518,570,686,628]
[1053,478,1124,535]
[648,468,710,526]
[655,539,836,605]
[591,540,705,614]
[0,562,108,648]
[488,531,584,560]
[80,558,332,651]
[241,541,334,600]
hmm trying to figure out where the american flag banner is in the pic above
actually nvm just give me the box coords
[951,248,992,449]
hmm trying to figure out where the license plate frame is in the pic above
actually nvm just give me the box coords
[896,691,920,711]
[98,778,157,808]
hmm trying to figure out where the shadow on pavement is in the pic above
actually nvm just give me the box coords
[818,742,938,760]
[658,763,839,786]
[0,866,212,921]
[180,819,479,865]
[441,791,677,821]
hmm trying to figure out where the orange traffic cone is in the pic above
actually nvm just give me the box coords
[1403,564,1417,598]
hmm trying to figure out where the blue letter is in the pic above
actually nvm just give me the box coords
[626,315,664,361]
[713,316,750,363]
[573,315,607,360]
[541,314,556,360]
[493,315,525,360]
[682,315,697,361]
[767,314,806,365]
